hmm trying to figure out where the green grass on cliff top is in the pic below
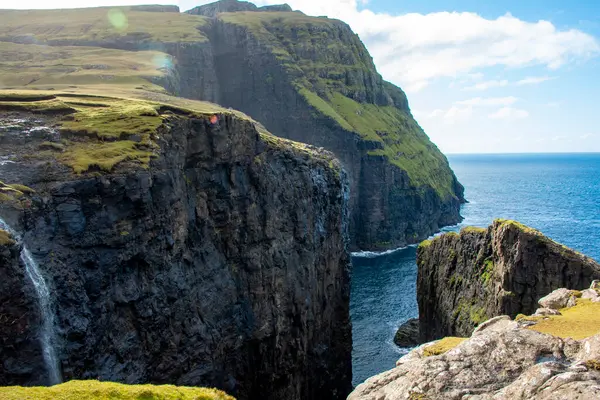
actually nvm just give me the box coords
[0,41,170,91]
[525,299,600,340]
[0,380,234,400]
[0,89,335,175]
[218,11,456,198]
[0,7,208,44]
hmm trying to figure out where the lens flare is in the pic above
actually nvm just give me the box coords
[152,54,174,70]
[107,9,128,31]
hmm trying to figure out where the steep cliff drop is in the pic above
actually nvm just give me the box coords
[0,220,61,385]
[0,1,465,251]
[417,219,600,341]
[189,1,466,250]
[0,92,352,400]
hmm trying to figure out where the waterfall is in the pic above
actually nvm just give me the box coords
[0,218,62,385]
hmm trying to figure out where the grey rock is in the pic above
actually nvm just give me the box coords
[581,288,600,301]
[539,288,578,310]
[349,315,600,400]
[393,318,420,347]
[534,308,563,316]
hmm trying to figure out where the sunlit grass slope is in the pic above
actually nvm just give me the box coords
[0,6,208,44]
[0,380,234,400]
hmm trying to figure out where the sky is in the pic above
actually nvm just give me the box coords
[2,0,600,153]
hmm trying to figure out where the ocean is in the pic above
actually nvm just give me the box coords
[350,153,600,386]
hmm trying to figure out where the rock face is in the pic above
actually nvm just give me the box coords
[0,1,465,251]
[349,314,600,400]
[0,104,352,400]
[417,220,600,341]
[0,235,47,385]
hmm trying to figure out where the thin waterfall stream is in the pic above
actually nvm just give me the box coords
[0,218,62,385]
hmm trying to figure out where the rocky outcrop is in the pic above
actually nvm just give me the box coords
[393,318,420,348]
[0,1,465,251]
[0,97,352,400]
[349,310,600,400]
[417,220,600,342]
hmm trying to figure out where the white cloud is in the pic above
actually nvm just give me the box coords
[455,96,518,106]
[463,79,509,91]
[516,76,556,85]
[488,107,529,120]
[250,1,599,92]
[580,133,595,139]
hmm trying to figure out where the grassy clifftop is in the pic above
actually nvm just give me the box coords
[0,380,234,400]
[217,11,457,198]
[0,7,208,44]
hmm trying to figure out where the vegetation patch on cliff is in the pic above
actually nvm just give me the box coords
[525,299,600,340]
[422,337,466,357]
[0,380,234,400]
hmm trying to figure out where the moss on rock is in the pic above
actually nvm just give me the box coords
[422,337,467,357]
[0,380,234,400]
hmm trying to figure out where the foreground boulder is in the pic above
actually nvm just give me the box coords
[350,288,600,400]
[417,220,600,341]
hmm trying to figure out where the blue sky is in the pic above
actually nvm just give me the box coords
[4,0,600,153]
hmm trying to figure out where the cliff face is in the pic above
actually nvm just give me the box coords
[417,220,600,341]
[0,237,47,384]
[0,1,464,251]
[198,13,464,250]
[0,94,352,400]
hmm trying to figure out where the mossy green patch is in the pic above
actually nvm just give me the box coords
[453,299,489,326]
[418,239,432,248]
[0,229,15,246]
[0,380,234,400]
[422,337,467,357]
[60,140,154,173]
[481,259,494,285]
[526,299,600,340]
[461,226,487,234]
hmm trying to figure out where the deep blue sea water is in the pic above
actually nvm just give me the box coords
[350,153,600,386]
